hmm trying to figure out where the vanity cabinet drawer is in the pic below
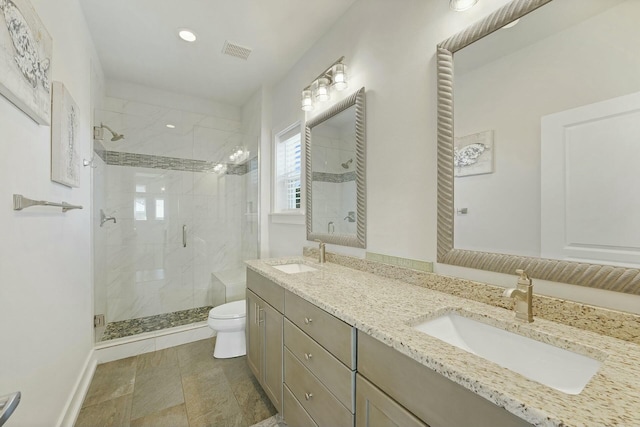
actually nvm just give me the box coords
[284,348,353,427]
[357,332,531,427]
[284,318,354,411]
[247,268,284,312]
[285,290,355,368]
[284,384,318,427]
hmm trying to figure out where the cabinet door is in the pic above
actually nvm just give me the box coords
[246,291,261,379]
[356,375,427,427]
[262,300,283,412]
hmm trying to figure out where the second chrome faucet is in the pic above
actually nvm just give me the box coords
[503,269,533,322]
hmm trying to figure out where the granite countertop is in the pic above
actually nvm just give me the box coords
[246,256,640,427]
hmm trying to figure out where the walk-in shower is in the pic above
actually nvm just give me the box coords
[92,96,259,342]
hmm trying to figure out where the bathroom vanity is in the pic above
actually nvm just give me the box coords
[245,255,640,427]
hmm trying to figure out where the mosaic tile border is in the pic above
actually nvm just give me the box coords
[101,306,212,341]
[93,149,256,175]
[312,171,356,183]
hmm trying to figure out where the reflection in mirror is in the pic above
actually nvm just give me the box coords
[311,106,357,235]
[437,0,640,294]
[306,87,365,248]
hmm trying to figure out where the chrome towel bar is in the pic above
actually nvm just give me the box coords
[13,194,83,212]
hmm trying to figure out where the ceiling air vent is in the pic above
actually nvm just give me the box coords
[222,41,252,60]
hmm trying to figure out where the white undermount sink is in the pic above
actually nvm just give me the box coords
[413,312,602,395]
[272,263,318,274]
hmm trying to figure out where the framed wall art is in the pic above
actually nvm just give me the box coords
[0,0,52,125]
[454,130,494,177]
[51,81,80,188]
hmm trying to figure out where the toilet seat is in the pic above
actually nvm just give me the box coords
[209,300,246,320]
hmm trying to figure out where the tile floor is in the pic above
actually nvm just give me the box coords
[75,338,278,427]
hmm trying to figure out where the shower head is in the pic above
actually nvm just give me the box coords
[95,123,125,142]
[341,158,353,169]
[110,132,125,142]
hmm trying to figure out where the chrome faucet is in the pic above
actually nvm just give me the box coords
[100,209,117,227]
[315,240,326,264]
[503,269,533,322]
[344,211,356,222]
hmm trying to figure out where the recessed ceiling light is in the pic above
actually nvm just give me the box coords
[449,0,479,11]
[502,19,520,29]
[166,124,176,129]
[178,29,197,42]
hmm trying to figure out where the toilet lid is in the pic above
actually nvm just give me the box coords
[209,300,246,319]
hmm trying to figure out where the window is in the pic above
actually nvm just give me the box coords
[134,197,147,221]
[274,124,302,212]
[155,199,165,220]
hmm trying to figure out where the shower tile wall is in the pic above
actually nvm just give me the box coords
[96,96,255,325]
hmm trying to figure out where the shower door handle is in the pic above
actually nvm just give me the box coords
[182,225,187,248]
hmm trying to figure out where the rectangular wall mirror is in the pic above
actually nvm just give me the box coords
[437,0,640,294]
[306,87,366,248]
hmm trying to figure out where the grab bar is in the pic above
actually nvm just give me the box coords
[0,391,21,426]
[13,194,83,212]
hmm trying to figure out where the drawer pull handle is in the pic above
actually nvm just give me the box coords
[304,353,313,360]
[304,392,313,400]
[304,317,313,325]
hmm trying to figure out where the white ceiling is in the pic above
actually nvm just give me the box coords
[80,0,357,106]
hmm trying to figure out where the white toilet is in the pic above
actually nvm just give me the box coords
[207,300,247,359]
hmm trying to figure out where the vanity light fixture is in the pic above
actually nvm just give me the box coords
[300,57,348,111]
[301,89,314,111]
[449,0,479,11]
[314,77,331,102]
[166,124,176,129]
[178,29,197,42]
[331,63,348,91]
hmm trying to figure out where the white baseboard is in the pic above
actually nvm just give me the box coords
[57,349,97,427]
[59,323,215,425]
